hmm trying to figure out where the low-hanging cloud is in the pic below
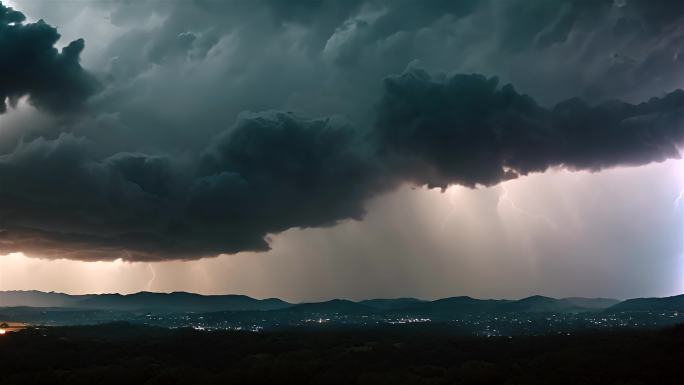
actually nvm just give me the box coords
[0,112,382,260]
[2,68,684,261]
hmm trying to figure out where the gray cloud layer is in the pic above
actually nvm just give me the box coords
[2,0,684,261]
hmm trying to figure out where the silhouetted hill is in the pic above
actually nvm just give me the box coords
[282,299,373,314]
[0,291,93,307]
[500,295,592,313]
[500,295,563,312]
[400,295,618,315]
[0,291,291,312]
[610,294,684,312]
[562,297,620,309]
[75,292,291,312]
[0,291,634,316]
[499,296,619,313]
[403,296,510,315]
[359,298,425,310]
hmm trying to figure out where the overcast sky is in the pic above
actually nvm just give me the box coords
[1,0,684,301]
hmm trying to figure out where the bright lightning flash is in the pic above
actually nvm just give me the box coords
[497,182,558,229]
[674,188,684,208]
[146,263,156,291]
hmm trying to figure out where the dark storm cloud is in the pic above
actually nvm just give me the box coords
[0,3,98,113]
[194,112,377,229]
[2,71,684,261]
[181,112,382,256]
[3,0,684,261]
[0,113,382,261]
[375,69,684,189]
[0,134,186,261]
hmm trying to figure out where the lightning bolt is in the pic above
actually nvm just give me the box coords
[674,189,684,208]
[498,183,558,229]
[673,161,684,294]
[146,263,156,291]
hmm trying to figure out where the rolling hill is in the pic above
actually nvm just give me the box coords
[609,294,684,312]
[0,291,626,315]
[0,291,291,312]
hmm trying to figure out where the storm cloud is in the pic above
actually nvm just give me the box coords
[2,70,684,261]
[2,0,684,261]
[376,69,684,188]
[0,3,98,113]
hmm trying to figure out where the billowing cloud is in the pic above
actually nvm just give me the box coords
[2,0,684,262]
[0,3,98,113]
[1,71,684,261]
[375,69,684,188]
[0,134,185,260]
[0,112,378,260]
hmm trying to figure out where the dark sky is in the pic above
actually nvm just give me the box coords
[1,0,684,300]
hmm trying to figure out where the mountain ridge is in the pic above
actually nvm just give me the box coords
[610,294,684,312]
[0,290,291,312]
[5,290,682,314]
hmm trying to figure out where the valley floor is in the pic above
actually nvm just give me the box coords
[0,323,683,385]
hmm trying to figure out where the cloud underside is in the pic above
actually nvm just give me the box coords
[1,0,684,261]
[2,71,682,261]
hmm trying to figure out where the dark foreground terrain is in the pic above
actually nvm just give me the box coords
[0,323,682,385]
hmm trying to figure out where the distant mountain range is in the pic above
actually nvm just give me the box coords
[2,290,683,315]
[384,295,622,316]
[0,291,290,312]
